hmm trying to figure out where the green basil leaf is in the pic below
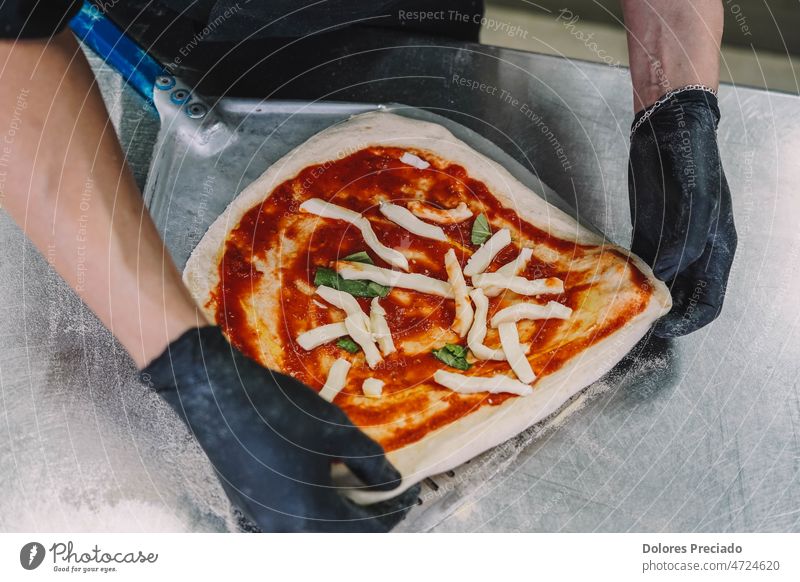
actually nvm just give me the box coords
[471,214,492,246]
[313,267,390,298]
[337,337,360,353]
[443,343,468,358]
[432,344,471,371]
[342,251,373,265]
[313,267,340,288]
[367,281,391,298]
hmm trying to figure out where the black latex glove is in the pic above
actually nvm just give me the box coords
[628,89,737,338]
[140,326,419,532]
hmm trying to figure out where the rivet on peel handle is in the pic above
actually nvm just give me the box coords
[170,89,191,105]
[155,75,176,91]
[184,102,208,119]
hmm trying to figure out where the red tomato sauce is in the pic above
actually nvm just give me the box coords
[210,146,652,451]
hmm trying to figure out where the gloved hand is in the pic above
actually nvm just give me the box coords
[628,88,737,338]
[140,325,418,532]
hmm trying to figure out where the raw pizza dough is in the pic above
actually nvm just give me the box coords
[183,111,671,503]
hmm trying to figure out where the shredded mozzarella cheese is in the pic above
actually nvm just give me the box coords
[471,274,564,296]
[369,298,396,356]
[444,249,474,337]
[433,369,532,396]
[299,198,361,222]
[315,285,370,329]
[344,315,382,369]
[319,358,352,402]
[379,202,447,241]
[490,301,573,327]
[483,248,533,297]
[362,378,384,398]
[407,200,473,224]
[354,217,409,271]
[300,198,409,270]
[399,152,430,169]
[497,322,537,384]
[467,288,505,361]
[296,322,348,351]
[335,261,454,298]
[463,228,512,277]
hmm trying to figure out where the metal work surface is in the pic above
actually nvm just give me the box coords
[1,42,798,533]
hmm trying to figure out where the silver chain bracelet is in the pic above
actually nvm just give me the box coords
[630,84,718,136]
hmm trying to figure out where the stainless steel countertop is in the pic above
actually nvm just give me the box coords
[1,42,798,532]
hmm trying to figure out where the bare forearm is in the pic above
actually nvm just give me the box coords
[0,31,202,367]
[622,0,723,111]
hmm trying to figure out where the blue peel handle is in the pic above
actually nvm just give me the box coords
[69,1,164,102]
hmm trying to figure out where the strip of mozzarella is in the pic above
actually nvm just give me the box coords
[433,369,532,397]
[472,273,564,296]
[497,322,537,384]
[362,378,384,398]
[315,285,370,330]
[300,198,409,271]
[318,358,352,402]
[490,301,573,327]
[355,217,409,271]
[335,261,454,298]
[463,228,512,277]
[483,248,533,297]
[299,197,361,222]
[379,202,446,241]
[444,249,474,337]
[399,152,430,169]
[296,322,348,351]
[407,201,473,224]
[370,297,396,356]
[344,315,382,369]
[467,288,505,361]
